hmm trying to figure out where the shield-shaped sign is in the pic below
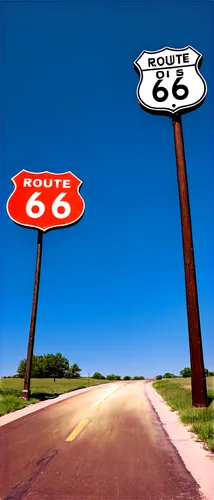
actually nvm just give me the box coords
[6,170,85,231]
[134,45,207,115]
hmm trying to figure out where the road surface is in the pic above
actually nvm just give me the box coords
[1,381,203,500]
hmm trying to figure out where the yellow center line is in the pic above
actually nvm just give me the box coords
[65,419,90,442]
[66,389,117,441]
[94,401,103,409]
[94,383,127,409]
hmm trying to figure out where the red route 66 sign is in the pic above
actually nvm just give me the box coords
[6,170,85,231]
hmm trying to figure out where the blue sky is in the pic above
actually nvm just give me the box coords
[1,0,213,378]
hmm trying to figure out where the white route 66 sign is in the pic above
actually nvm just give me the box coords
[134,46,207,115]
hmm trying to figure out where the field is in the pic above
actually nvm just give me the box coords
[0,377,111,416]
[179,376,214,393]
[153,377,214,452]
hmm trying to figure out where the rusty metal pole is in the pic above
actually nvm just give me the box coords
[172,114,207,408]
[21,230,43,400]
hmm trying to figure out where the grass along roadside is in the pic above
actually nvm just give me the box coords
[153,377,214,452]
[0,377,111,416]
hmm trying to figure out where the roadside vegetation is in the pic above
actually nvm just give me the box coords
[153,371,214,452]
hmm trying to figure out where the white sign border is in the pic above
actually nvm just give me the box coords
[134,45,207,116]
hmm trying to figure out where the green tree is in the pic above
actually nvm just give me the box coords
[92,372,105,380]
[17,359,26,378]
[123,376,131,380]
[205,368,209,377]
[156,375,162,380]
[133,376,145,380]
[106,374,121,380]
[17,355,45,378]
[43,353,69,381]
[32,355,45,378]
[65,363,81,379]
[163,372,175,378]
[180,367,191,378]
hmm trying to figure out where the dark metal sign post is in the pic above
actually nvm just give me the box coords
[172,115,207,407]
[134,46,208,407]
[21,230,43,400]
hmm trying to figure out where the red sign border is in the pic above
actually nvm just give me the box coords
[6,169,85,232]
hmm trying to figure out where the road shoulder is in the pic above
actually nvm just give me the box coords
[145,381,214,500]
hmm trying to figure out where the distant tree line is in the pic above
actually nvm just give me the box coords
[13,357,214,382]
[15,357,145,382]
[16,353,81,381]
[156,367,213,380]
[92,372,145,381]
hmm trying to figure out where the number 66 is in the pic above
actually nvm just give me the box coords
[152,77,189,102]
[26,192,71,219]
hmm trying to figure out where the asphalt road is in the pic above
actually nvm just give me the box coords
[1,381,203,500]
